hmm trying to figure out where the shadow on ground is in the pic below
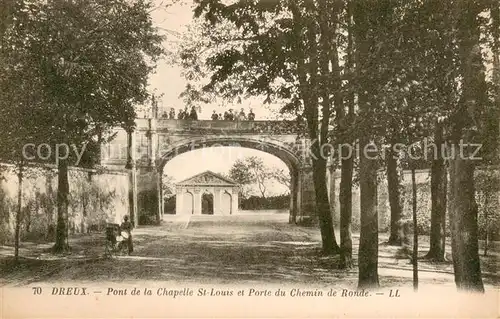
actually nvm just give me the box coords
[1,213,498,288]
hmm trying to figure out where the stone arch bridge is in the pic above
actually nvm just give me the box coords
[101,119,336,226]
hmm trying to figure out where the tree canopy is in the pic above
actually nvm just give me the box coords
[0,0,165,252]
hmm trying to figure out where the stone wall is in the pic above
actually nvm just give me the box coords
[331,168,499,238]
[0,164,129,244]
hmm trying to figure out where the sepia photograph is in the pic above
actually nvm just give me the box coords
[0,0,499,318]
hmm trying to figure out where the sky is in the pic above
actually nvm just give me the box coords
[148,1,289,195]
[146,0,282,120]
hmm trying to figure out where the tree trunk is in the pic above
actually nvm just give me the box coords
[338,0,355,269]
[492,5,499,261]
[492,1,500,252]
[449,156,484,292]
[492,1,500,262]
[289,1,338,255]
[25,202,31,232]
[352,0,380,288]
[411,168,418,291]
[339,154,354,268]
[426,122,447,261]
[312,154,340,255]
[53,158,70,253]
[290,171,298,224]
[448,1,485,293]
[483,197,488,257]
[492,3,499,100]
[358,139,379,288]
[258,185,266,199]
[387,146,403,245]
[14,162,23,261]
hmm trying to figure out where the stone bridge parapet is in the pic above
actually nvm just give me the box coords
[135,118,307,135]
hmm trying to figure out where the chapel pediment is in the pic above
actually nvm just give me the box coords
[177,171,239,186]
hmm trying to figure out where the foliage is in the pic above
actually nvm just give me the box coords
[240,194,290,211]
[1,0,164,251]
[400,182,437,236]
[228,156,290,198]
[1,0,164,151]
[162,174,176,198]
[68,173,117,234]
[138,189,158,225]
[0,184,14,244]
[164,195,176,214]
[229,156,271,198]
[269,168,291,189]
[476,168,500,241]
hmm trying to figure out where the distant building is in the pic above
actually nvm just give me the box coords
[175,171,239,215]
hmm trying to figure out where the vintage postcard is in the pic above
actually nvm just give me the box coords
[0,0,499,318]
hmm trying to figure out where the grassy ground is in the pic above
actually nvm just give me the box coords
[1,211,498,289]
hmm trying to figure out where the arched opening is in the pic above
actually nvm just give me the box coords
[201,192,214,215]
[159,136,301,222]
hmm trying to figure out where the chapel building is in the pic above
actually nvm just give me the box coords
[175,171,239,215]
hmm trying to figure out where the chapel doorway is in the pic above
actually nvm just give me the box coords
[201,193,214,215]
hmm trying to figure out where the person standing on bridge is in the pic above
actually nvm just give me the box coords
[248,109,255,121]
[226,109,234,121]
[211,110,219,120]
[237,108,246,121]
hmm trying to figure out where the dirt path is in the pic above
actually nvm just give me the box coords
[1,213,498,289]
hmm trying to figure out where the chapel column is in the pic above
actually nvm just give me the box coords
[214,188,221,215]
[194,189,202,215]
